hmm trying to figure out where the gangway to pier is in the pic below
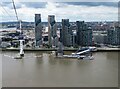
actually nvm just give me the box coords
[55,46,96,60]
[14,20,24,59]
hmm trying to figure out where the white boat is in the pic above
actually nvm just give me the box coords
[57,54,93,60]
[14,54,23,59]
[63,54,79,58]
[78,55,94,60]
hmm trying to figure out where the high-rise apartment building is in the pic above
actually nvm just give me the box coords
[60,19,73,47]
[48,15,58,47]
[76,21,93,46]
[35,14,42,47]
[107,26,120,46]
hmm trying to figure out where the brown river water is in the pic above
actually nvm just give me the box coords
[1,51,119,87]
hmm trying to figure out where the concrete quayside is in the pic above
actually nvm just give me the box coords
[1,47,120,52]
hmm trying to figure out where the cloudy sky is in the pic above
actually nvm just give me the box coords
[0,0,119,22]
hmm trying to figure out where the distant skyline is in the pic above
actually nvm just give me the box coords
[0,1,119,22]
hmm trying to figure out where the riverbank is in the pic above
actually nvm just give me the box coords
[1,47,120,52]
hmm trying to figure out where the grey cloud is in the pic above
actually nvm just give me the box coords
[62,2,118,7]
[21,2,47,8]
[1,2,22,9]
[1,2,47,9]
[1,2,118,10]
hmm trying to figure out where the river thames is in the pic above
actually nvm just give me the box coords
[1,51,119,87]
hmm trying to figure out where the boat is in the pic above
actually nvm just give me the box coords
[78,55,94,60]
[14,54,23,59]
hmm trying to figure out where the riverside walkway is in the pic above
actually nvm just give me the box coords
[1,47,120,52]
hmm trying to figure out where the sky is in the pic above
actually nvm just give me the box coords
[0,0,119,22]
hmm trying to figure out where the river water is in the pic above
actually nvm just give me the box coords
[1,51,119,87]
